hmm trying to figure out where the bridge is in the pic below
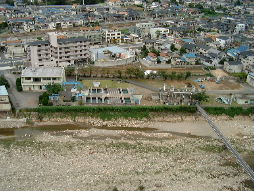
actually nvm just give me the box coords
[197,104,254,183]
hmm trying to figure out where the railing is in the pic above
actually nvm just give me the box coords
[197,104,254,183]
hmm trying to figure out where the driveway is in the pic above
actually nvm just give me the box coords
[4,72,42,110]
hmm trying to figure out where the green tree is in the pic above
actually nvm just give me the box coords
[180,47,187,55]
[185,71,191,79]
[170,44,177,52]
[166,59,171,64]
[141,45,149,58]
[16,78,22,92]
[0,76,10,88]
[193,92,209,103]
[218,58,226,65]
[149,46,160,56]
[158,71,168,80]
[46,84,63,94]
[39,92,49,106]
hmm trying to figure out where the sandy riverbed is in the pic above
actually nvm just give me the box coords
[0,116,253,191]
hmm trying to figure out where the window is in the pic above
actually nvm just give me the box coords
[25,77,31,80]
[52,78,57,80]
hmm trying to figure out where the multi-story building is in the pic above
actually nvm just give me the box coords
[105,29,122,44]
[21,67,66,91]
[28,32,90,67]
[150,27,170,39]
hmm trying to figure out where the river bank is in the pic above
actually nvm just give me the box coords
[0,112,253,190]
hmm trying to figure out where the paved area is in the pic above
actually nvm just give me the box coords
[4,72,41,110]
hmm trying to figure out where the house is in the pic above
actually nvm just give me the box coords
[0,86,11,111]
[105,29,122,44]
[246,73,254,87]
[21,67,66,91]
[224,61,243,73]
[215,36,232,48]
[235,94,254,105]
[149,27,169,39]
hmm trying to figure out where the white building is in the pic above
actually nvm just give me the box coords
[224,61,243,73]
[246,73,254,87]
[215,36,232,48]
[150,27,169,39]
[242,55,254,73]
[235,23,246,33]
[105,29,122,44]
[28,32,90,67]
[0,86,11,111]
[21,67,66,91]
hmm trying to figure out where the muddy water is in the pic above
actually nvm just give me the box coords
[0,123,158,140]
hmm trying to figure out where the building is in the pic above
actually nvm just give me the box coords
[224,61,243,73]
[246,73,254,87]
[21,67,66,91]
[215,36,232,48]
[150,27,169,39]
[28,32,90,67]
[81,26,104,44]
[105,29,122,44]
[0,86,11,111]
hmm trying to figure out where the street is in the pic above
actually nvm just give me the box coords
[4,72,41,110]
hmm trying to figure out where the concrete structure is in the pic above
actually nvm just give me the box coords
[21,67,66,91]
[105,29,122,44]
[90,46,135,62]
[246,73,254,87]
[150,27,169,39]
[82,88,141,105]
[28,32,90,67]
[0,86,11,111]
[81,26,104,44]
[224,61,243,73]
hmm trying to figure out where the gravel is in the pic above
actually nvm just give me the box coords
[0,126,252,191]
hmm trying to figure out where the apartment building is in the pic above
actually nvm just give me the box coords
[21,67,66,91]
[28,32,90,67]
[105,29,122,44]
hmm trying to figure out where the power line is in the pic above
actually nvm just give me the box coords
[197,104,254,183]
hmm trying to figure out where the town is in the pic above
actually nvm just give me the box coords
[0,0,254,190]
[0,0,253,110]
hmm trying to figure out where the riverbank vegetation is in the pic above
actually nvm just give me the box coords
[20,105,253,120]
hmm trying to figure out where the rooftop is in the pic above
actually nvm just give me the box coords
[21,67,65,78]
[0,85,8,96]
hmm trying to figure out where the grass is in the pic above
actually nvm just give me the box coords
[82,80,130,88]
[199,144,227,153]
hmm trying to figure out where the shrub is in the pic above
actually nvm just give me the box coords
[0,75,10,88]
[16,78,22,91]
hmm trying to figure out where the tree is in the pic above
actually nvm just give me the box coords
[166,59,171,64]
[16,78,22,92]
[170,44,177,52]
[149,46,160,56]
[185,71,191,79]
[140,45,149,58]
[155,30,161,38]
[218,58,226,65]
[0,76,10,88]
[180,47,187,55]
[116,70,122,78]
[157,57,161,64]
[46,84,63,94]
[39,92,49,106]
[158,71,168,80]
[193,92,209,103]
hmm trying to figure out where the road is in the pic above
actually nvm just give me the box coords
[4,73,41,110]
[197,104,254,183]
[207,89,254,95]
